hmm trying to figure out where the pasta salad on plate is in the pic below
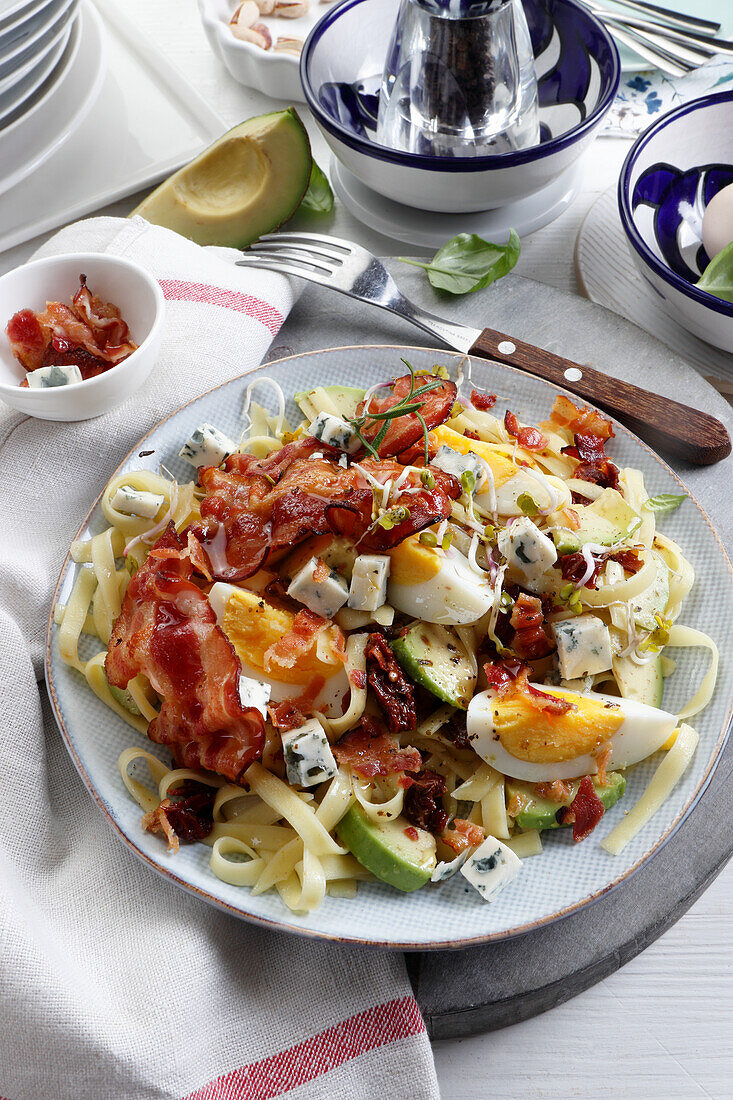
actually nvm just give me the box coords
[51,350,721,926]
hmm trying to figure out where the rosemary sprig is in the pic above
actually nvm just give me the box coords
[348,359,441,459]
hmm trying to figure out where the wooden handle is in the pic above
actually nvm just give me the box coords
[469,328,731,466]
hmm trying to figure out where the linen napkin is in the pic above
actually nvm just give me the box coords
[0,216,440,1100]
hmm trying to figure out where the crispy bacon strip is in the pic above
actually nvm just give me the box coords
[557,775,605,841]
[356,374,456,456]
[442,818,485,855]
[504,410,548,452]
[509,593,554,660]
[193,445,459,580]
[562,432,619,490]
[550,395,614,441]
[6,274,137,379]
[483,661,576,715]
[470,390,496,411]
[106,525,265,783]
[333,716,421,778]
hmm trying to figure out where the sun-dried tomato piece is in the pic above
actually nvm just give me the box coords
[441,710,470,751]
[609,549,643,574]
[560,551,602,589]
[403,769,448,834]
[365,632,417,732]
[509,593,554,660]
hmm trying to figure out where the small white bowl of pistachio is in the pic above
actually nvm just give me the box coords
[198,0,334,102]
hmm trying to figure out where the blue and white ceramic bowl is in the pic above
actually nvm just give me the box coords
[300,0,620,213]
[619,91,733,355]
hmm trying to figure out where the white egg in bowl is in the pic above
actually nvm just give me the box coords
[208,581,349,715]
[467,684,677,782]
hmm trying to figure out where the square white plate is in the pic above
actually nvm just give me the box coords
[0,0,226,254]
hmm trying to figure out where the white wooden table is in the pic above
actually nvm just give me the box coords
[5,3,731,1095]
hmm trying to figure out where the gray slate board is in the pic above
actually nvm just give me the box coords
[272,266,733,1039]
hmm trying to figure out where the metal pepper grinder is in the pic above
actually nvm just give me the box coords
[376,0,539,157]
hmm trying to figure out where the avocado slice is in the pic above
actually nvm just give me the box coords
[392,622,477,710]
[294,384,365,422]
[108,681,142,716]
[553,489,642,551]
[336,804,436,892]
[131,109,311,248]
[613,652,663,708]
[508,772,626,832]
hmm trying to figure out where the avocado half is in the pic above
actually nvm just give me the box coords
[131,108,312,248]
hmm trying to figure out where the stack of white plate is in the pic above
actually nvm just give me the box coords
[0,0,105,198]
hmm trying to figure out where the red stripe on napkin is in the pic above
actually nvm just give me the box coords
[181,995,426,1100]
[158,279,283,335]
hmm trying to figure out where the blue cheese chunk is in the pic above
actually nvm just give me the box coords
[497,516,557,589]
[460,835,522,902]
[287,556,349,618]
[110,485,165,519]
[551,615,613,679]
[307,411,361,454]
[432,446,483,490]
[431,848,472,883]
[281,718,338,787]
[26,364,82,388]
[348,554,390,612]
[179,423,236,468]
[238,674,271,718]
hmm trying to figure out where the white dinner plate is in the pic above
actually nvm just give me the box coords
[45,346,733,949]
[0,0,75,94]
[0,0,57,50]
[0,11,67,126]
[0,4,104,199]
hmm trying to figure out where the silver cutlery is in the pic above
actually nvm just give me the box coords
[236,232,731,464]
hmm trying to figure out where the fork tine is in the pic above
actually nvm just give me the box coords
[258,230,355,254]
[235,254,335,287]
[244,245,337,273]
[248,241,345,267]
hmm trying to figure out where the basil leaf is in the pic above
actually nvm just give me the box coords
[643,493,687,514]
[300,160,334,214]
[399,229,521,295]
[696,240,733,303]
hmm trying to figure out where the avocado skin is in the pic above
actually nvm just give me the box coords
[391,623,475,710]
[336,804,434,892]
[131,108,312,248]
[509,772,626,832]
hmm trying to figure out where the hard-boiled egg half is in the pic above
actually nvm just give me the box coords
[429,425,569,515]
[387,533,494,625]
[467,685,677,781]
[208,582,349,715]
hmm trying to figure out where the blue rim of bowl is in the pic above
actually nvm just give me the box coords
[300,0,620,173]
[618,89,733,320]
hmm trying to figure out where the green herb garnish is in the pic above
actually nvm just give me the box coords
[399,229,521,295]
[696,240,733,304]
[347,358,441,460]
[517,492,539,516]
[299,160,334,214]
[643,493,687,514]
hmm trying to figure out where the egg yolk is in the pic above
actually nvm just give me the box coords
[221,588,342,685]
[429,425,518,488]
[388,533,443,585]
[491,690,625,763]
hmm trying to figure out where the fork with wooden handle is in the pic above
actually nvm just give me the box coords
[236,232,731,465]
